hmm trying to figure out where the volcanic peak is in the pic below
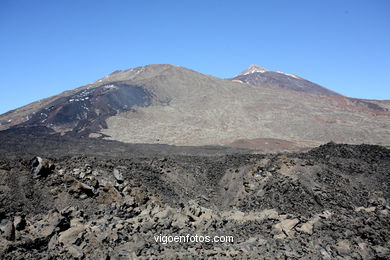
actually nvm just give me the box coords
[238,64,269,76]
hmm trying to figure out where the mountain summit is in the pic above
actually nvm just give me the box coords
[0,64,389,151]
[237,64,269,76]
[232,65,341,97]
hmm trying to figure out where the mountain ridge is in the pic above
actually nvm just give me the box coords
[231,64,342,97]
[1,64,389,151]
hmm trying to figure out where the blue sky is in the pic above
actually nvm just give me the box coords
[0,0,389,114]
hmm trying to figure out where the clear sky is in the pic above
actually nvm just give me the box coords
[0,0,389,114]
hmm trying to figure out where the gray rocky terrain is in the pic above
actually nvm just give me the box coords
[0,137,389,259]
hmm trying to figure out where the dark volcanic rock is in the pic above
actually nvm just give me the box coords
[0,143,389,259]
[31,156,55,178]
[21,83,154,135]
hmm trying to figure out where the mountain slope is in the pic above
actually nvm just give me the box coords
[231,65,341,96]
[0,64,389,150]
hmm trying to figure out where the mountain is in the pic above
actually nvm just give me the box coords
[1,65,389,259]
[0,64,389,151]
[231,64,342,96]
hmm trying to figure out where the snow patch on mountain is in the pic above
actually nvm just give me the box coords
[276,71,300,79]
[238,65,269,76]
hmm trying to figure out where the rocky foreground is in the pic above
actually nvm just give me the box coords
[0,143,389,259]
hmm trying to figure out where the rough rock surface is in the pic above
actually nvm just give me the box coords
[0,143,389,259]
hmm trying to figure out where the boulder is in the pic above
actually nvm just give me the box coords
[31,156,55,178]
[34,211,64,240]
[296,217,320,235]
[357,242,372,259]
[97,184,123,204]
[13,216,26,231]
[58,225,85,245]
[113,168,124,183]
[274,218,299,237]
[71,181,95,197]
[334,240,351,256]
[2,220,15,241]
[66,245,84,258]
